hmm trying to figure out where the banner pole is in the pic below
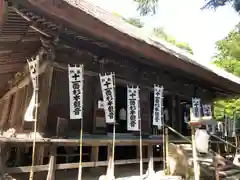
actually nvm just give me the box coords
[111,73,116,178]
[77,117,83,180]
[139,121,143,179]
[29,59,39,180]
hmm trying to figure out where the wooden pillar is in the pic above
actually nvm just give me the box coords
[35,65,54,165]
[140,88,151,134]
[91,146,99,164]
[106,144,114,178]
[46,144,57,180]
[37,65,54,133]
[0,144,6,180]
[147,144,154,175]
[82,76,95,133]
[171,95,177,130]
[191,126,200,180]
[0,96,12,131]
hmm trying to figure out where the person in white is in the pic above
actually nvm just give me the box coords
[164,108,169,122]
[195,127,210,153]
[119,108,127,121]
[119,108,127,132]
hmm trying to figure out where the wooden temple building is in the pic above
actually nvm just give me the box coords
[0,0,239,179]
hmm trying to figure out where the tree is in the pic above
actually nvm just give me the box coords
[213,23,240,121]
[202,0,240,13]
[134,0,158,15]
[153,27,193,54]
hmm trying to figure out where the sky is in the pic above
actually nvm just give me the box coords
[88,0,239,62]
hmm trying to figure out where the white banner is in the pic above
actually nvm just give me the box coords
[224,113,228,137]
[24,56,40,121]
[99,73,115,123]
[68,64,84,119]
[127,86,140,131]
[24,91,36,121]
[27,56,39,90]
[152,85,164,127]
[233,111,236,137]
[191,98,201,121]
[202,104,212,118]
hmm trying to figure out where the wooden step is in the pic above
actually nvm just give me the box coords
[219,169,240,178]
[171,143,240,179]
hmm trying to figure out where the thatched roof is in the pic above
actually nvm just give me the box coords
[0,0,239,96]
[64,0,240,86]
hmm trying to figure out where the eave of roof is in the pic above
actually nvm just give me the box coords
[9,0,240,96]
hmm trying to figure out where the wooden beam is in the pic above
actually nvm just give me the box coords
[53,62,167,94]
[11,7,51,38]
[46,145,56,180]
[0,0,7,30]
[0,60,50,103]
[6,158,162,174]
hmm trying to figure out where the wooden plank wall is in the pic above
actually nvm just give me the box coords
[0,69,58,134]
[46,70,95,136]
[0,84,30,133]
[0,96,12,131]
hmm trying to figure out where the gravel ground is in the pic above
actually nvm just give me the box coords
[10,163,182,180]
[11,164,149,180]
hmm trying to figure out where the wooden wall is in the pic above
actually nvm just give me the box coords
[0,78,34,133]
[0,47,215,137]
[46,70,95,136]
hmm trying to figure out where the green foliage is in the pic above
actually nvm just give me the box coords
[112,12,144,28]
[202,0,240,13]
[124,17,144,28]
[153,28,193,54]
[134,0,158,15]
[213,23,240,121]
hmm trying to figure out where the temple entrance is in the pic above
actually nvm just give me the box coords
[180,99,191,136]
[115,85,128,133]
[150,92,171,134]
[106,84,128,134]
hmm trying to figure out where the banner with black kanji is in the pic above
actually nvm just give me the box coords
[127,86,140,131]
[68,64,84,119]
[152,85,164,127]
[99,73,116,124]
[24,56,40,121]
[191,98,201,121]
